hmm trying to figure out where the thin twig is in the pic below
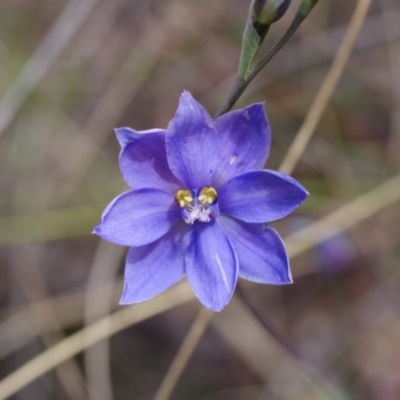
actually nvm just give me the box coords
[0,0,99,138]
[236,285,349,400]
[284,171,400,266]
[382,4,400,170]
[153,308,213,400]
[37,4,190,210]
[12,245,89,400]
[84,242,125,400]
[0,282,194,400]
[279,0,372,174]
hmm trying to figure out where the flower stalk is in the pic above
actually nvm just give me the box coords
[216,0,319,117]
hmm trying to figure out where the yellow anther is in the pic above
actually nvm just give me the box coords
[174,189,193,208]
[198,186,218,205]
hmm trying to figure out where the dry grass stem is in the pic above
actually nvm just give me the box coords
[279,0,372,174]
[0,282,194,400]
[84,242,125,400]
[286,171,400,273]
[44,5,194,203]
[382,6,400,169]
[153,307,213,400]
[0,0,99,137]
[0,280,123,344]
[13,246,88,400]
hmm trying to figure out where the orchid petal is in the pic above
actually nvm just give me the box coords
[115,127,166,148]
[219,170,308,222]
[119,130,181,192]
[212,103,271,187]
[186,220,238,311]
[166,91,218,189]
[120,223,188,304]
[219,216,292,284]
[94,189,180,247]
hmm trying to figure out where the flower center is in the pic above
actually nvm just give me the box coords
[174,187,218,224]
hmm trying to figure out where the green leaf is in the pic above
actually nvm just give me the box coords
[237,20,263,81]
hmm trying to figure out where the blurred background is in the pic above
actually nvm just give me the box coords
[0,0,399,399]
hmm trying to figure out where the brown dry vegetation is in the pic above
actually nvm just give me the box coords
[0,0,399,399]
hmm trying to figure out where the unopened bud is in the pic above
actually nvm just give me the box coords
[252,0,291,41]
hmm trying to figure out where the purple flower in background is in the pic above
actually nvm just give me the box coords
[94,91,308,312]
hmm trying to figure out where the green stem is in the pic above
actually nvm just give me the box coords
[248,13,307,81]
[215,1,317,118]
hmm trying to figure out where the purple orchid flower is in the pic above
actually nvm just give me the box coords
[94,91,308,312]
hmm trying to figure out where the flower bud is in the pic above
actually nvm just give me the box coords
[252,0,291,40]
